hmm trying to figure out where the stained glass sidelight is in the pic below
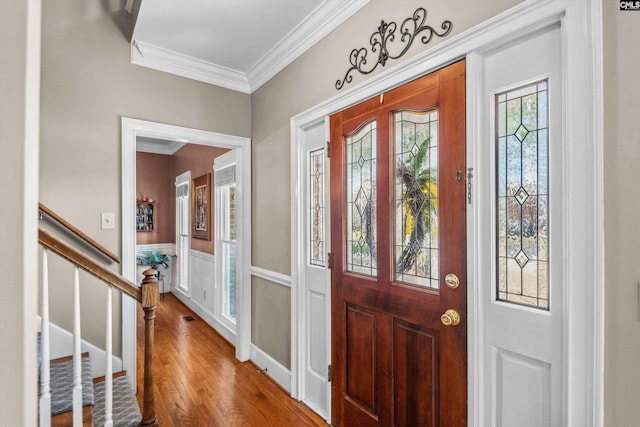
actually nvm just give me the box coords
[394,110,439,289]
[310,148,326,267]
[346,121,377,276]
[496,80,549,309]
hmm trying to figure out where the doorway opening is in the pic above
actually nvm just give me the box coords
[121,118,252,383]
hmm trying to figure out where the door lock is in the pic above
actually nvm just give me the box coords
[444,273,460,289]
[441,309,461,326]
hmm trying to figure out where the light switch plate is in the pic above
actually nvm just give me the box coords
[101,212,115,230]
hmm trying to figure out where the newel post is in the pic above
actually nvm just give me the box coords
[140,269,159,426]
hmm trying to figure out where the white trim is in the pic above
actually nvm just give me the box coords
[250,344,292,393]
[290,123,304,401]
[465,51,483,427]
[130,1,369,94]
[561,1,604,425]
[290,1,603,425]
[247,0,371,92]
[122,118,253,381]
[22,0,41,424]
[136,140,185,155]
[131,40,252,94]
[250,266,292,288]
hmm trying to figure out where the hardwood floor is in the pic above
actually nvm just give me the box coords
[135,293,327,426]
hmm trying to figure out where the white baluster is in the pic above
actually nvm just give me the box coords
[72,267,82,426]
[104,286,113,427]
[39,249,51,427]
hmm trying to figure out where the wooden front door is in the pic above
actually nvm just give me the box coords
[329,60,466,427]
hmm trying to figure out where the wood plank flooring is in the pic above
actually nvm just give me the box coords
[135,293,327,426]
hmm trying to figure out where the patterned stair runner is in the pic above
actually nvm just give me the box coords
[93,375,142,427]
[49,353,95,415]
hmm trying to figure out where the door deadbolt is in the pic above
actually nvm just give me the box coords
[444,273,460,289]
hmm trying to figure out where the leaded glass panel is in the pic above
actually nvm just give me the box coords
[496,80,549,310]
[394,110,439,289]
[346,121,377,276]
[310,148,325,267]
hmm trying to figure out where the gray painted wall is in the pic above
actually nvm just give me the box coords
[603,2,640,426]
[39,0,251,354]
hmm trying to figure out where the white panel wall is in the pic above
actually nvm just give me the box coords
[171,249,238,345]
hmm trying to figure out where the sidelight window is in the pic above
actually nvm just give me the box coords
[309,148,326,267]
[496,80,549,309]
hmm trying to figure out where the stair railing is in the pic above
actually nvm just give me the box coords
[38,207,158,426]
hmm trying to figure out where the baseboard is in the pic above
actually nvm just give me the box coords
[250,344,292,393]
[37,317,123,378]
[171,290,236,346]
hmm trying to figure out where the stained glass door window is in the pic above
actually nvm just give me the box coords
[496,80,549,309]
[346,121,377,276]
[394,110,439,289]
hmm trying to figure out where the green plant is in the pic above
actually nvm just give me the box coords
[136,250,173,271]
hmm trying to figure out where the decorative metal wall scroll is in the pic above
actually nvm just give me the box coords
[335,7,453,90]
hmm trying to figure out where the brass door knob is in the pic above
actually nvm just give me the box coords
[444,273,460,289]
[440,309,461,326]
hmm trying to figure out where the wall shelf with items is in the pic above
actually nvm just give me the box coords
[136,201,154,232]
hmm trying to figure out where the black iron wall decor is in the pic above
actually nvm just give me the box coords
[335,7,453,90]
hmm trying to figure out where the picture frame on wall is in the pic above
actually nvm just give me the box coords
[192,173,211,240]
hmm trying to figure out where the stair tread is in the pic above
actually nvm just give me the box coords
[48,353,95,415]
[92,375,142,427]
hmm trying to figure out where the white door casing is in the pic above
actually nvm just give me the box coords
[296,120,331,420]
[175,171,191,296]
[291,1,603,425]
[122,117,253,372]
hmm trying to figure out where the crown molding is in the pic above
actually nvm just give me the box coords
[130,0,369,94]
[131,40,252,93]
[136,140,186,155]
[247,0,371,92]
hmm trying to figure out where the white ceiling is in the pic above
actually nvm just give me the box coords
[131,0,370,93]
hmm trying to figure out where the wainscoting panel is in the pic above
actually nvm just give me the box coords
[188,249,216,316]
[171,249,238,345]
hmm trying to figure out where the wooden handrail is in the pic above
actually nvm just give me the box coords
[38,229,139,300]
[39,203,121,264]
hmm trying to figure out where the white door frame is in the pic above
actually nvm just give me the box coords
[291,119,332,419]
[121,118,253,384]
[290,1,603,425]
